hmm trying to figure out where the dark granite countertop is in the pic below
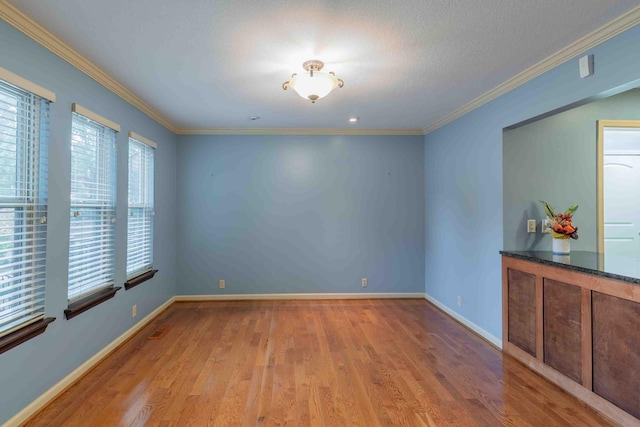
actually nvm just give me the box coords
[500,250,640,286]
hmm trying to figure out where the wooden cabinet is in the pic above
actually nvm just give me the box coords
[502,255,640,426]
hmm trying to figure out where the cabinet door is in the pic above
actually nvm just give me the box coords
[543,279,582,384]
[593,292,640,419]
[507,269,536,356]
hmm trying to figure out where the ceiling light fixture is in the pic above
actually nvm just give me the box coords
[349,117,359,123]
[282,60,344,103]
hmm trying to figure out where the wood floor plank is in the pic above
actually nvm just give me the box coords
[23,299,621,426]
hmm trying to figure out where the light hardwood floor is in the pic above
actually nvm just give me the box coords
[25,300,614,426]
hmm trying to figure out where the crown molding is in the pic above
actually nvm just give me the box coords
[0,0,179,133]
[0,1,420,138]
[176,127,425,136]
[3,0,638,137]
[423,4,640,135]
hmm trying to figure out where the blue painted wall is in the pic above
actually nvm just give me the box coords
[0,20,178,425]
[424,25,640,341]
[503,88,640,252]
[1,5,639,425]
[176,134,425,295]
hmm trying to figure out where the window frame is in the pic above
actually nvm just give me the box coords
[0,68,55,354]
[125,131,157,290]
[65,104,121,319]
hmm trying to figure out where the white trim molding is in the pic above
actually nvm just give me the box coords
[2,0,639,137]
[129,131,158,149]
[423,4,640,134]
[175,128,425,136]
[175,293,425,301]
[72,103,120,132]
[2,297,176,427]
[425,294,502,349]
[0,67,55,102]
[0,0,178,133]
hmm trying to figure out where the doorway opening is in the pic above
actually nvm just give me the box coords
[597,120,640,258]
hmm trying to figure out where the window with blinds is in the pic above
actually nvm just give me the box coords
[127,135,154,278]
[0,79,50,338]
[67,109,117,302]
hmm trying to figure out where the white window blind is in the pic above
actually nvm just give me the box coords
[68,110,117,302]
[0,79,50,338]
[127,135,154,278]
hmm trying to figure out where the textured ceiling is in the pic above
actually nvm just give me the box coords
[5,0,639,131]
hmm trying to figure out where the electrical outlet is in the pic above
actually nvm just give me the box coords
[219,279,225,289]
[132,305,137,318]
[361,278,368,288]
[527,219,536,233]
[542,219,551,234]
[457,296,462,307]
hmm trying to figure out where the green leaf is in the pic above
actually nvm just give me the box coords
[564,205,578,216]
[540,200,555,219]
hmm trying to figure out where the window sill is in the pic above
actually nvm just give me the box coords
[0,317,56,355]
[124,269,158,290]
[64,286,122,320]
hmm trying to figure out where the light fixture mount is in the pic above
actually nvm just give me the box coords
[302,59,324,76]
[283,59,344,103]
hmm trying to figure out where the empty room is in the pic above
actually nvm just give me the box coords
[1,0,640,426]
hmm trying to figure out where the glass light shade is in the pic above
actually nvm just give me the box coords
[290,71,339,101]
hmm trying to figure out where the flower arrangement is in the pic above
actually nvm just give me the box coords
[540,200,579,240]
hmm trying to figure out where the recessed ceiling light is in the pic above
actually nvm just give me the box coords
[349,117,359,123]
[249,116,261,121]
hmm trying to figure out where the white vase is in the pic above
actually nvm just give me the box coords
[552,254,570,263]
[552,237,570,255]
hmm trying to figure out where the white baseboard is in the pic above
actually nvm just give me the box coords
[424,294,502,349]
[3,296,176,427]
[175,292,426,301]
